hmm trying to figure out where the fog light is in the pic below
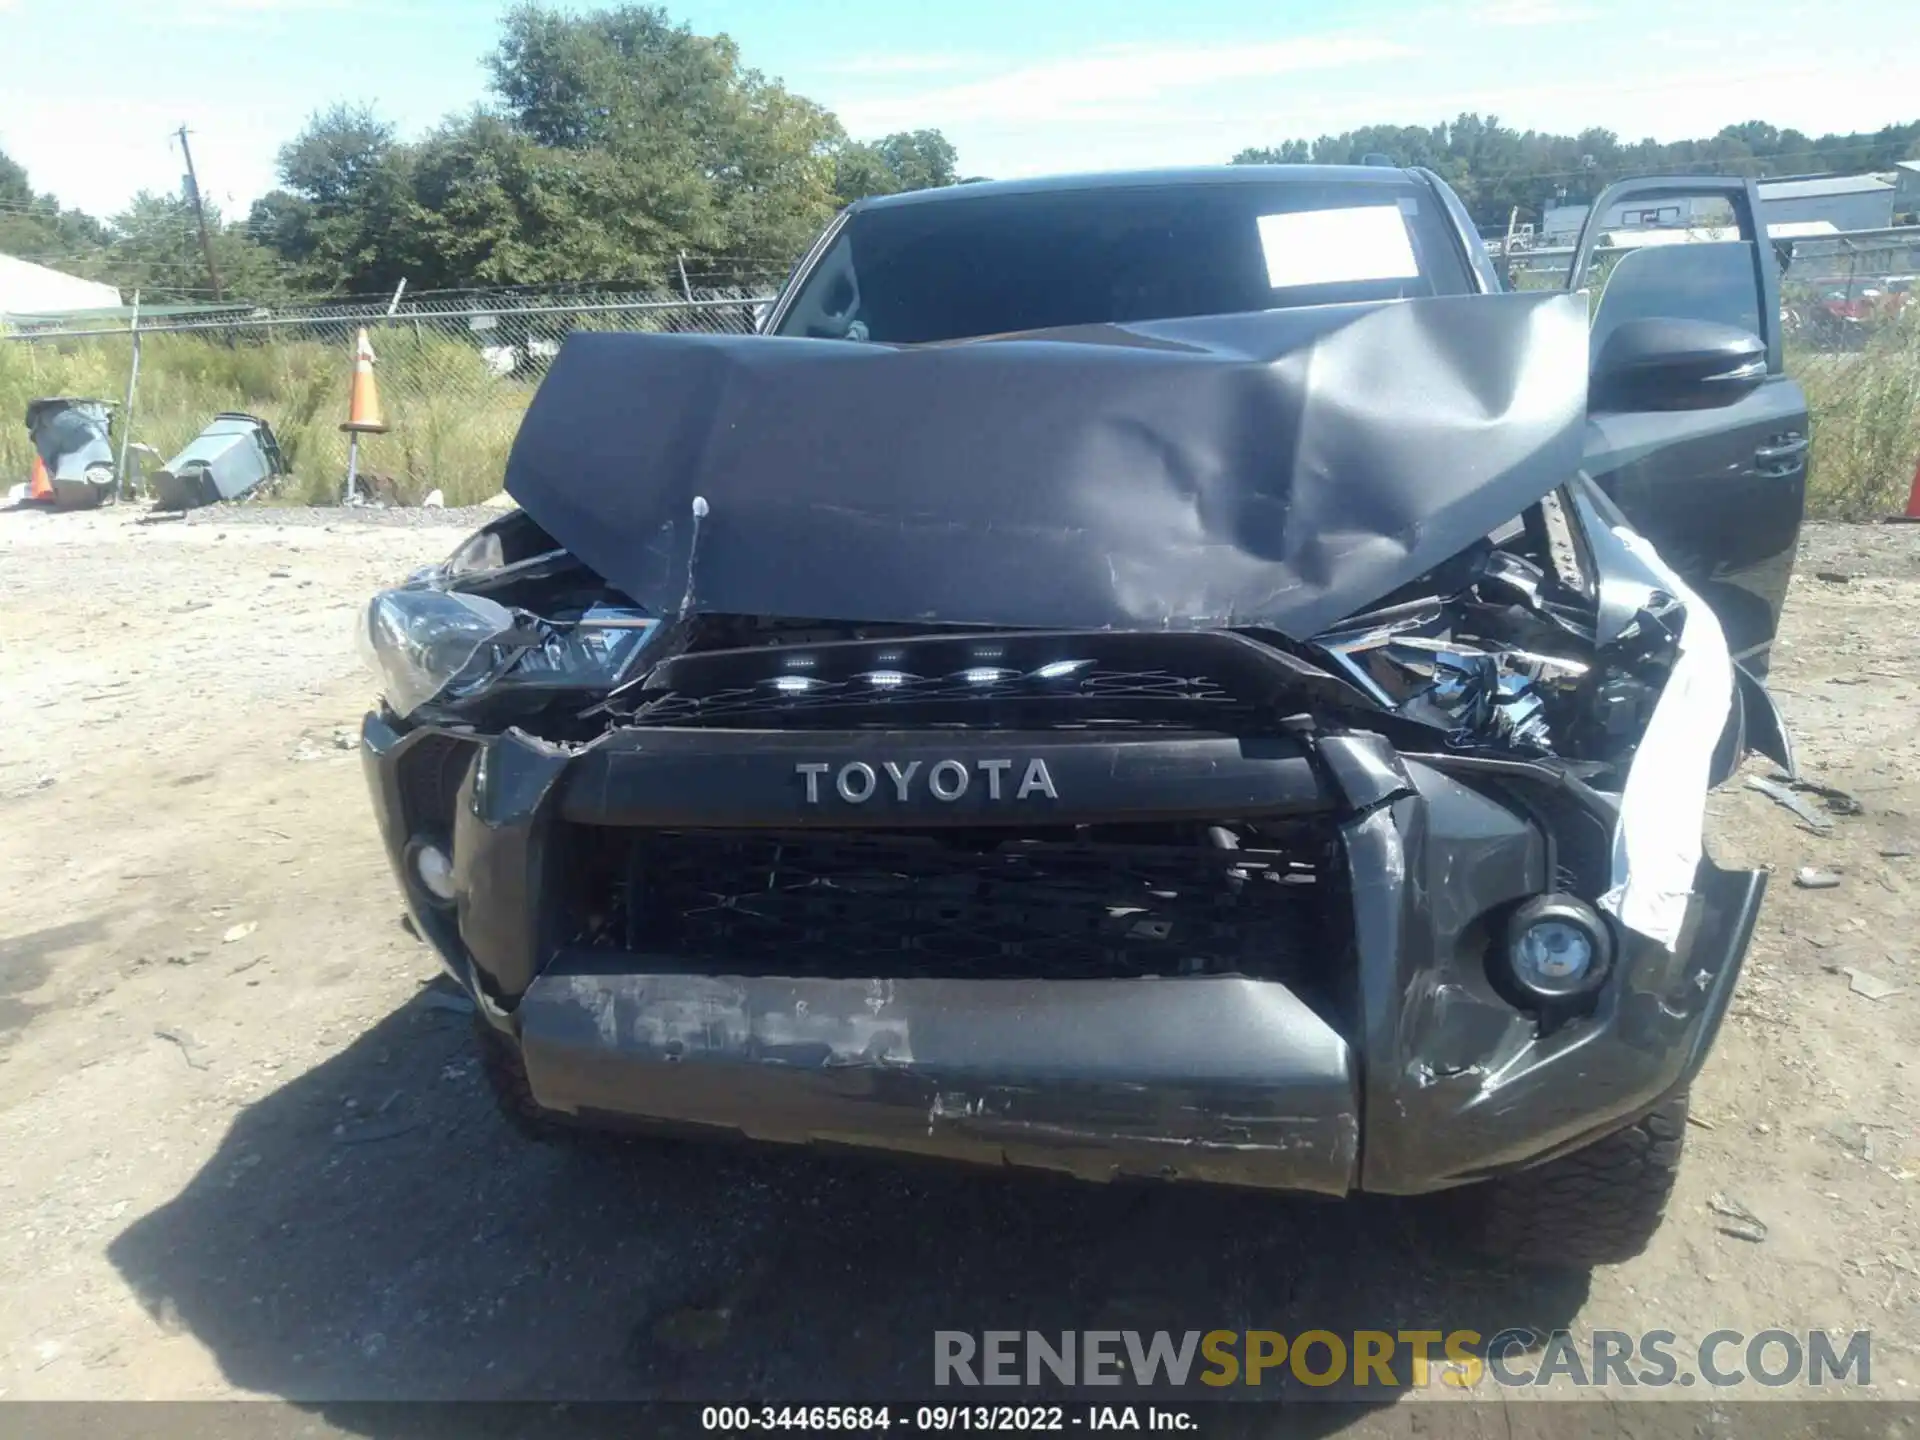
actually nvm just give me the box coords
[1503,895,1611,1002]
[412,842,457,903]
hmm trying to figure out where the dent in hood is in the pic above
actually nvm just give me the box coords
[503,291,1590,640]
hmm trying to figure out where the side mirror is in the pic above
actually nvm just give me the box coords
[1591,316,1767,413]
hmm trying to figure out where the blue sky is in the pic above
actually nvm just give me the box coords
[1,0,1913,219]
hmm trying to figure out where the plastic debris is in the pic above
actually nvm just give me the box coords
[422,488,446,508]
[1788,776,1864,816]
[1747,775,1831,832]
[1844,968,1903,1002]
[153,1027,210,1070]
[334,1119,421,1146]
[1708,1192,1768,1243]
[1794,868,1842,890]
[221,921,257,943]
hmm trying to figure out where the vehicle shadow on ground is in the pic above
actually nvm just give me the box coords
[107,987,1589,1430]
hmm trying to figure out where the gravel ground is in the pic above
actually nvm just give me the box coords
[1,504,1916,1432]
[172,501,504,531]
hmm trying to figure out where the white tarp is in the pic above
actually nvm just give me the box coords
[0,253,122,321]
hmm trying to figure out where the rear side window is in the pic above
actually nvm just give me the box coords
[775,179,1474,344]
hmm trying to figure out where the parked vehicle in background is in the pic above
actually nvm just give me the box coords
[356,165,1805,1268]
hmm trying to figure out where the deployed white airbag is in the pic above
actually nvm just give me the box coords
[1596,525,1734,950]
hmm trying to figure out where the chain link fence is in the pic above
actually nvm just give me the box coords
[2,285,776,507]
[1493,225,1920,349]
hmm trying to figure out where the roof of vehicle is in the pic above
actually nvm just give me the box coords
[853,165,1420,212]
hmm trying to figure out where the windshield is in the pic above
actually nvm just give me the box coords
[773,178,1475,344]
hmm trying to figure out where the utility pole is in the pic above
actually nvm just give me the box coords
[175,124,224,302]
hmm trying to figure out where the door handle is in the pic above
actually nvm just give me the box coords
[1754,433,1808,476]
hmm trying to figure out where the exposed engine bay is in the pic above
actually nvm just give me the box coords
[365,481,1759,795]
[366,460,1805,964]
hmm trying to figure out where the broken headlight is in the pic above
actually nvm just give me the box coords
[441,526,506,579]
[359,589,658,718]
[1318,616,1589,756]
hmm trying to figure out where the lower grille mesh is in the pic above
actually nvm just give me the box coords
[396,734,475,839]
[578,828,1330,981]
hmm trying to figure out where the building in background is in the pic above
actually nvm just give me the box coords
[1894,161,1920,225]
[1540,191,1736,244]
[0,253,122,322]
[1541,170,1909,246]
[1756,174,1896,232]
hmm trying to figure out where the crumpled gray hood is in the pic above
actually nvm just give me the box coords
[503,290,1589,640]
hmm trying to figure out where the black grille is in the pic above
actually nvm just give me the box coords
[576,828,1331,981]
[396,734,475,839]
[624,667,1246,730]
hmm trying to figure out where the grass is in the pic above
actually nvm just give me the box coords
[1793,319,1920,520]
[0,328,536,507]
[6,313,1918,518]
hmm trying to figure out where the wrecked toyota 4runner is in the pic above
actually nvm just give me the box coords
[358,166,1809,1267]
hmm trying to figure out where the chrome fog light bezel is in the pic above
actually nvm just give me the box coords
[1503,894,1613,1003]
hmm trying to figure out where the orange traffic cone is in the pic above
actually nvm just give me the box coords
[340,328,388,435]
[27,451,52,501]
[1896,455,1920,524]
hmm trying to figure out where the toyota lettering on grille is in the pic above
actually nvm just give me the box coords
[795,758,1059,805]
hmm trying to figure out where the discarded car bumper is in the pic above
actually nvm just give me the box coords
[361,711,1765,1196]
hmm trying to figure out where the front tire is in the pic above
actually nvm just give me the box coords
[1446,1092,1687,1268]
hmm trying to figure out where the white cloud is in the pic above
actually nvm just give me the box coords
[838,35,1412,133]
[819,53,993,77]
[1475,0,1598,25]
[170,0,362,27]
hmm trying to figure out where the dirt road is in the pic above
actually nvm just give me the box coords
[1,504,1916,1424]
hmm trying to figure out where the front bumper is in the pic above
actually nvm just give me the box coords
[362,713,1765,1196]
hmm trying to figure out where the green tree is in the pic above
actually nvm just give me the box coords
[833,128,960,203]
[242,9,960,293]
[0,144,112,282]
[250,104,413,293]
[105,192,294,303]
[1233,114,1920,227]
[400,110,713,288]
[485,4,845,277]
